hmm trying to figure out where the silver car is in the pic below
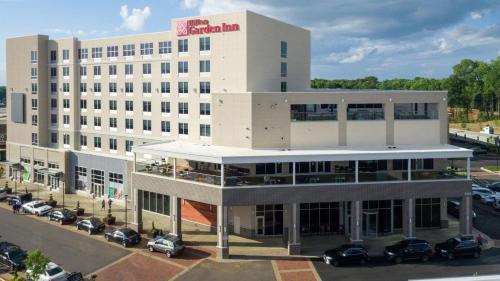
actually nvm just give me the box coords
[147,235,184,258]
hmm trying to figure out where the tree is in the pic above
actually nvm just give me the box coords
[484,57,500,114]
[24,250,50,281]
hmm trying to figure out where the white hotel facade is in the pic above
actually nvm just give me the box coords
[6,11,472,258]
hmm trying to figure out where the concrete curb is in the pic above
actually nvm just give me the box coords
[480,167,500,175]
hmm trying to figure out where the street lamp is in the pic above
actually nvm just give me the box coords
[62,181,65,209]
[92,194,95,218]
[125,194,128,229]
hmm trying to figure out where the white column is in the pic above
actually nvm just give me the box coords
[173,158,177,179]
[292,162,296,185]
[407,159,411,181]
[467,157,471,180]
[355,160,359,183]
[220,164,224,187]
[217,205,229,259]
[133,152,137,172]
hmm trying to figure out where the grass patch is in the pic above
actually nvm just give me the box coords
[485,165,500,172]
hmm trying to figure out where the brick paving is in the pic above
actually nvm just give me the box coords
[280,271,318,281]
[272,259,321,281]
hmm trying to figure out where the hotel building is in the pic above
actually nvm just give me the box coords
[6,11,472,259]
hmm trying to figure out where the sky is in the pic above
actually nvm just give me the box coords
[1,0,500,85]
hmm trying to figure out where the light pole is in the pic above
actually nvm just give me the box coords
[62,181,65,209]
[92,194,95,218]
[125,194,128,229]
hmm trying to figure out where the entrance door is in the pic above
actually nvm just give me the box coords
[234,216,241,235]
[48,175,59,190]
[256,216,265,236]
[92,183,105,197]
[363,211,378,237]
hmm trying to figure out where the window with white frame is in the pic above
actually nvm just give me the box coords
[126,140,134,152]
[143,101,152,112]
[161,62,170,74]
[63,115,70,125]
[51,83,57,92]
[125,118,134,129]
[91,47,103,58]
[143,120,152,131]
[161,82,170,93]
[50,50,57,62]
[63,49,70,60]
[178,82,188,94]
[200,60,210,72]
[123,44,135,56]
[93,99,101,110]
[63,99,70,109]
[51,98,57,109]
[32,83,38,93]
[125,64,133,75]
[75,166,87,191]
[94,83,101,92]
[51,114,57,125]
[50,67,57,77]
[31,68,38,78]
[200,124,211,137]
[78,48,88,59]
[94,116,101,127]
[159,41,172,54]
[125,100,133,111]
[51,132,58,144]
[80,99,87,109]
[107,46,118,57]
[63,134,70,145]
[281,62,287,77]
[63,67,69,77]
[178,102,188,114]
[80,135,87,146]
[80,66,87,76]
[178,39,188,52]
[200,81,210,94]
[32,133,38,145]
[94,137,101,148]
[161,101,170,113]
[31,114,38,126]
[31,51,38,63]
[140,42,153,55]
[143,63,152,74]
[63,83,70,92]
[109,100,117,110]
[80,116,87,126]
[109,82,117,93]
[31,98,38,110]
[80,83,87,93]
[93,65,101,76]
[178,61,188,73]
[125,82,133,93]
[109,65,117,75]
[281,41,287,58]
[179,123,188,135]
[143,82,151,93]
[161,121,170,133]
[199,37,210,51]
[200,103,211,115]
[109,138,117,150]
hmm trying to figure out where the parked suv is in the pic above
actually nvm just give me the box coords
[384,239,433,263]
[472,185,495,200]
[76,217,105,234]
[0,245,27,271]
[48,209,77,225]
[104,228,141,247]
[322,244,369,266]
[447,200,477,222]
[147,235,185,258]
[6,193,32,206]
[435,237,481,259]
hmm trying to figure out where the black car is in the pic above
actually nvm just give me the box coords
[0,242,19,252]
[104,228,141,247]
[6,193,32,206]
[384,239,434,263]
[447,200,477,222]
[487,182,500,192]
[435,237,481,259]
[323,244,369,266]
[76,217,105,234]
[0,246,27,271]
[48,209,77,225]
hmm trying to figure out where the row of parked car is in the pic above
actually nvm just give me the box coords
[472,181,500,209]
[323,237,481,267]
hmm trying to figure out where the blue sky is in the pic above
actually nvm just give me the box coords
[1,0,500,84]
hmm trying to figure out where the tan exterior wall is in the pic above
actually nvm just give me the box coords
[346,121,387,146]
[290,121,339,148]
[394,120,441,145]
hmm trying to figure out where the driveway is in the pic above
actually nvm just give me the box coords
[0,207,129,275]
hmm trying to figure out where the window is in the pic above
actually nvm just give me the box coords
[80,66,87,76]
[91,47,103,58]
[178,61,188,73]
[142,82,152,93]
[140,42,153,55]
[123,44,135,56]
[31,98,38,110]
[161,121,170,133]
[200,60,210,73]
[126,140,134,152]
[75,166,87,190]
[109,138,117,150]
[161,62,170,74]
[281,81,287,92]
[63,99,70,109]
[159,41,172,54]
[31,51,38,63]
[281,41,287,58]
[143,120,152,131]
[281,62,287,77]
[94,117,101,127]
[178,123,188,135]
[93,99,101,110]
[93,65,101,76]
[290,104,337,121]
[63,49,70,60]
[109,172,123,186]
[143,191,170,215]
[394,103,439,120]
[143,63,152,75]
[94,82,101,93]
[62,67,69,77]
[161,101,170,113]
[62,83,69,92]
[51,83,57,93]
[125,82,133,93]
[125,100,134,111]
[32,83,38,94]
[200,37,210,51]
[32,133,38,145]
[143,101,152,112]
[107,46,118,57]
[94,137,101,148]
[80,83,87,93]
[347,104,385,120]
[178,82,188,94]
[200,124,211,137]
[63,134,70,145]
[109,65,117,75]
[78,48,88,59]
[200,82,210,94]
[178,39,188,52]
[80,135,87,146]
[125,118,134,129]
[178,102,188,114]
[161,82,170,93]
[31,114,38,126]
[63,115,70,125]
[200,103,211,115]
[50,50,57,62]
[125,64,133,75]
[51,132,58,144]
[31,68,38,78]
[80,116,87,125]
[51,114,58,124]
[51,99,57,109]
[50,67,57,77]
[109,82,117,93]
[109,100,117,110]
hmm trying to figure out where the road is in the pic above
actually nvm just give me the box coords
[0,207,129,275]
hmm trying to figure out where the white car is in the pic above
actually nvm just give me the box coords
[27,262,67,281]
[472,185,495,201]
[0,189,7,200]
[21,200,53,216]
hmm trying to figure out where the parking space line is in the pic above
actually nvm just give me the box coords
[271,260,283,281]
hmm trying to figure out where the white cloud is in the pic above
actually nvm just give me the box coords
[120,5,151,32]
[470,11,482,19]
[182,0,199,9]
[434,38,453,54]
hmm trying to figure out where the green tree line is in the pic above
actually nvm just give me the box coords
[311,57,500,120]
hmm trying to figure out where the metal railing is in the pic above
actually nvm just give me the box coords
[394,111,438,120]
[290,112,338,121]
[347,110,385,120]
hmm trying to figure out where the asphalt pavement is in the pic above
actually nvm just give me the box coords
[0,207,129,275]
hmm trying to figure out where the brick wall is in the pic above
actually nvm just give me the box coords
[181,199,217,226]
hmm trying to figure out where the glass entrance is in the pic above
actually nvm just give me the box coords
[48,175,59,190]
[363,211,378,237]
[91,183,105,197]
[256,216,264,236]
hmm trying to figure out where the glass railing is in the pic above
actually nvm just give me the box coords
[136,162,174,177]
[411,170,467,180]
[225,175,293,186]
[291,112,338,121]
[295,173,355,184]
[176,170,222,185]
[358,171,408,182]
[347,110,385,120]
[394,111,438,120]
